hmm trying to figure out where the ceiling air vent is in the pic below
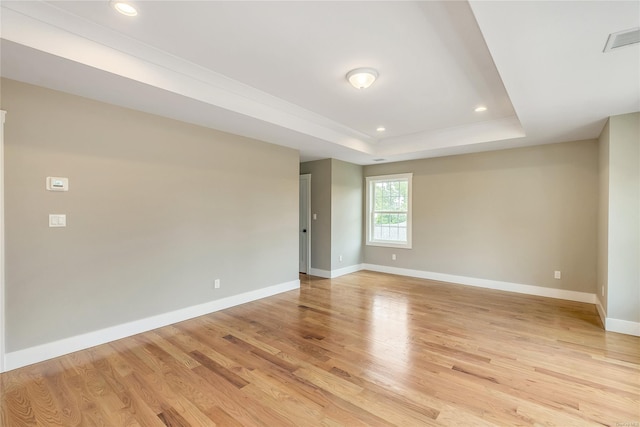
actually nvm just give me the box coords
[603,27,640,52]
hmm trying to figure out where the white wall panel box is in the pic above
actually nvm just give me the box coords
[46,177,69,191]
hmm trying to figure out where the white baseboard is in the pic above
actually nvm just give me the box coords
[329,264,364,278]
[308,264,363,279]
[3,279,300,372]
[595,297,639,336]
[605,317,640,336]
[308,267,331,278]
[362,264,597,304]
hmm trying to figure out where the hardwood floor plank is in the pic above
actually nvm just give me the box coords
[140,332,201,371]
[240,382,321,426]
[42,369,83,427]
[188,366,265,426]
[1,386,38,427]
[127,371,216,427]
[222,334,299,372]
[2,271,639,426]
[23,376,66,426]
[202,406,244,427]
[189,351,249,389]
[89,355,164,427]
[157,405,191,427]
[53,353,125,426]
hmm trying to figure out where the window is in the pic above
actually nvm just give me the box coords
[366,173,412,248]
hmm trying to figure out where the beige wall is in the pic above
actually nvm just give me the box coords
[330,159,363,270]
[364,140,599,293]
[604,112,639,323]
[2,79,299,352]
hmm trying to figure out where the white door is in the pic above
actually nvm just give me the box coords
[299,175,311,273]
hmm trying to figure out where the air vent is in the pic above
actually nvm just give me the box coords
[372,158,386,162]
[603,27,640,52]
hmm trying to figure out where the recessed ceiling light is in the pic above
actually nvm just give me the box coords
[474,106,488,112]
[111,1,138,16]
[376,127,386,132]
[346,68,378,89]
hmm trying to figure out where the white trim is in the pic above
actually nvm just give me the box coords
[605,318,640,337]
[4,279,300,371]
[309,264,364,279]
[0,110,6,373]
[365,173,413,249]
[308,267,331,278]
[362,264,597,304]
[595,297,640,336]
[329,264,364,278]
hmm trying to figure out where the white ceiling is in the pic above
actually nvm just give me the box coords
[1,1,638,164]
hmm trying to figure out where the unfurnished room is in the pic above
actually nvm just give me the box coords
[0,1,638,426]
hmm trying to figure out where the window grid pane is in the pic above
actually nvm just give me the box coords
[374,180,406,212]
[372,212,407,242]
[371,178,409,243]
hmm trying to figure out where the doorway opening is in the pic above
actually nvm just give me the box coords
[299,174,311,274]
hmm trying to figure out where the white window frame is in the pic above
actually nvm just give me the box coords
[365,173,412,249]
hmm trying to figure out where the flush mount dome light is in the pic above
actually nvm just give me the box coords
[111,1,138,16]
[604,27,640,52]
[474,106,488,112]
[346,68,378,89]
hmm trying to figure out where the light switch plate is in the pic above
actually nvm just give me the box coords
[46,177,69,191]
[49,214,67,227]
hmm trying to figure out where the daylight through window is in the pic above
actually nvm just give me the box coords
[366,173,412,248]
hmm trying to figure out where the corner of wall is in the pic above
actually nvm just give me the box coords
[595,297,607,329]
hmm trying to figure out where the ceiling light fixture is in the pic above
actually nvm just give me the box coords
[604,27,640,52]
[111,1,138,16]
[376,126,386,132]
[346,68,378,89]
[474,106,488,112]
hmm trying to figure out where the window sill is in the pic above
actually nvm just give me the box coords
[366,241,412,249]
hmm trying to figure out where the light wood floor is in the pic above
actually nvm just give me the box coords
[1,271,639,426]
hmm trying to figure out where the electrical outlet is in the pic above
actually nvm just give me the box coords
[554,271,561,279]
[392,254,397,261]
[339,255,343,262]
[214,279,220,289]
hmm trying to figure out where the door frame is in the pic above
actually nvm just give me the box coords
[1,110,6,372]
[299,174,311,274]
